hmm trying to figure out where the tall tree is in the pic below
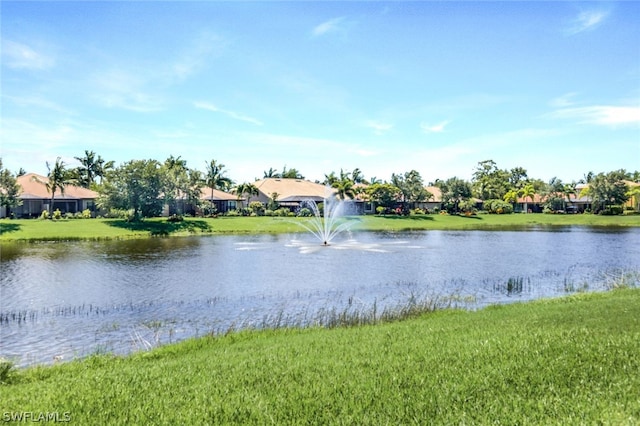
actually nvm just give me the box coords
[98,159,164,219]
[74,150,114,188]
[365,183,401,211]
[563,182,577,210]
[471,159,510,200]
[281,166,304,179]
[436,177,472,213]
[520,183,536,213]
[0,158,22,213]
[391,170,431,206]
[162,156,192,215]
[323,171,338,186]
[583,172,629,213]
[263,167,278,178]
[41,157,73,218]
[205,160,232,209]
[233,182,259,207]
[508,167,529,190]
[332,169,356,200]
[543,177,565,211]
[351,168,368,184]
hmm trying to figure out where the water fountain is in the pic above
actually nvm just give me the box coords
[297,196,353,246]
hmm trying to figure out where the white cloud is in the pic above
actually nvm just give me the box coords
[567,9,609,34]
[92,69,163,112]
[194,101,263,126]
[549,105,640,126]
[549,92,578,108]
[312,17,346,37]
[1,39,54,70]
[170,32,226,81]
[421,120,450,133]
[365,120,393,135]
[3,95,73,115]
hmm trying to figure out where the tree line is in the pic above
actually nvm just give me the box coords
[1,152,638,219]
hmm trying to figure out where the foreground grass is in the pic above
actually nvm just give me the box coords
[1,213,639,241]
[2,289,639,424]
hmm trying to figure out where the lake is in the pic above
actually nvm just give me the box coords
[1,228,639,367]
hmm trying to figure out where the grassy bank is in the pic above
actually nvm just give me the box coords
[1,213,639,241]
[2,289,639,424]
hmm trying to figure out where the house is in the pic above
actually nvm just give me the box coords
[253,178,333,207]
[249,178,371,213]
[199,188,240,215]
[1,173,99,218]
[417,186,444,211]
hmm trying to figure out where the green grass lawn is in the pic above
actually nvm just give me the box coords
[1,213,639,241]
[2,289,639,424]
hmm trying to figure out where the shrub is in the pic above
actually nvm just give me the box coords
[249,201,265,216]
[40,210,49,220]
[600,206,623,216]
[484,199,513,214]
[225,209,241,217]
[297,207,313,217]
[376,206,386,215]
[167,214,184,222]
[82,209,92,219]
[410,208,425,215]
[458,200,477,215]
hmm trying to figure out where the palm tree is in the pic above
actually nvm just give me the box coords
[34,157,72,218]
[520,184,536,213]
[323,171,338,186]
[332,169,356,200]
[351,168,368,184]
[74,150,114,187]
[204,159,232,211]
[263,167,278,178]
[563,182,577,211]
[233,182,259,208]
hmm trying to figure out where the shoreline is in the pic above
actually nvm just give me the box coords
[2,214,640,242]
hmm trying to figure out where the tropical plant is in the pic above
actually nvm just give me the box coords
[391,170,432,207]
[471,160,510,201]
[542,177,565,212]
[520,183,536,213]
[483,199,513,214]
[205,159,232,211]
[436,177,472,213]
[267,192,280,211]
[74,150,114,188]
[332,169,356,200]
[162,156,190,215]
[263,167,278,178]
[234,182,259,207]
[563,182,577,211]
[366,183,401,210]
[280,166,304,179]
[33,157,73,218]
[351,168,368,184]
[98,159,165,219]
[0,159,22,212]
[503,189,519,208]
[583,172,630,213]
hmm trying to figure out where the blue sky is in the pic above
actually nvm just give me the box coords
[2,1,639,185]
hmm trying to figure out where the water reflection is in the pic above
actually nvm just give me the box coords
[1,228,639,367]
